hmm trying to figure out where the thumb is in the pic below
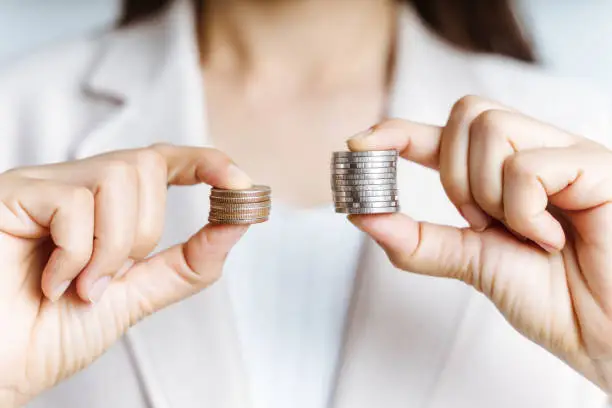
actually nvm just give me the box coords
[118,223,248,317]
[349,213,482,283]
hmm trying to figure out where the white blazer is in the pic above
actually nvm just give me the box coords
[2,1,611,407]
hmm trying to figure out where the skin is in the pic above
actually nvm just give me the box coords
[2,0,612,405]
[348,96,612,392]
[0,144,253,406]
[203,0,396,207]
[3,0,399,404]
[3,99,612,406]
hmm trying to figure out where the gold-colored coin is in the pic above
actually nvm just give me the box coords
[210,196,271,204]
[209,208,270,218]
[210,202,271,211]
[210,185,271,198]
[208,216,269,225]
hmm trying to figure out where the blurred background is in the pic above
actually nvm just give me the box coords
[0,0,611,96]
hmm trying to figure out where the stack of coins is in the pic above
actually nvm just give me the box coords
[331,150,400,214]
[208,185,272,224]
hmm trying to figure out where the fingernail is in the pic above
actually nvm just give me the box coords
[459,204,489,232]
[348,125,376,141]
[51,280,71,302]
[88,276,111,304]
[227,164,252,188]
[537,241,559,254]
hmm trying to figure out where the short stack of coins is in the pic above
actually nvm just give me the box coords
[208,185,272,224]
[331,150,400,214]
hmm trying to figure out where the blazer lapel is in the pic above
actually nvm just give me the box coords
[73,1,250,407]
[331,7,486,408]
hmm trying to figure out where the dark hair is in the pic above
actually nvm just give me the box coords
[119,0,535,63]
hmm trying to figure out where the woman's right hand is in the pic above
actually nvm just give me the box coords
[0,144,252,407]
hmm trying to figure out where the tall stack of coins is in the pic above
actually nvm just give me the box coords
[208,185,272,224]
[331,150,400,214]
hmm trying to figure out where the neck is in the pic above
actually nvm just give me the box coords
[200,0,397,87]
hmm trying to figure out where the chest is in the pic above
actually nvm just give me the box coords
[224,206,364,408]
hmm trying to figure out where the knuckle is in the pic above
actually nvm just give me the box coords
[100,160,137,186]
[440,172,467,202]
[504,153,534,180]
[206,267,224,284]
[504,205,524,227]
[68,186,95,210]
[470,110,507,140]
[374,118,405,132]
[99,233,134,259]
[139,222,163,245]
[66,243,93,267]
[381,242,411,270]
[2,166,39,180]
[101,236,133,259]
[179,230,228,284]
[135,148,167,173]
[1,167,22,178]
[200,149,233,176]
[471,184,496,206]
[133,228,163,258]
[64,238,93,266]
[451,95,486,119]
[388,252,406,270]
[204,147,231,164]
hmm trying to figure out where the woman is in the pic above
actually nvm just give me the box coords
[1,0,612,407]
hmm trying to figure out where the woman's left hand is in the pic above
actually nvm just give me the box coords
[348,95,612,391]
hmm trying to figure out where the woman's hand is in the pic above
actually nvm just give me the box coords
[348,96,612,391]
[0,144,252,407]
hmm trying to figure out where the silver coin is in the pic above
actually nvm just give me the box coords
[332,177,396,184]
[332,178,397,186]
[335,206,400,214]
[333,184,397,191]
[335,201,399,208]
[332,156,397,163]
[332,150,398,158]
[330,172,397,180]
[331,152,399,162]
[332,173,396,180]
[331,168,396,175]
[210,185,271,198]
[333,189,398,197]
[332,162,397,169]
[334,195,398,203]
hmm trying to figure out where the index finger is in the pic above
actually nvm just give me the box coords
[16,144,253,191]
[150,144,253,189]
[346,119,443,170]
